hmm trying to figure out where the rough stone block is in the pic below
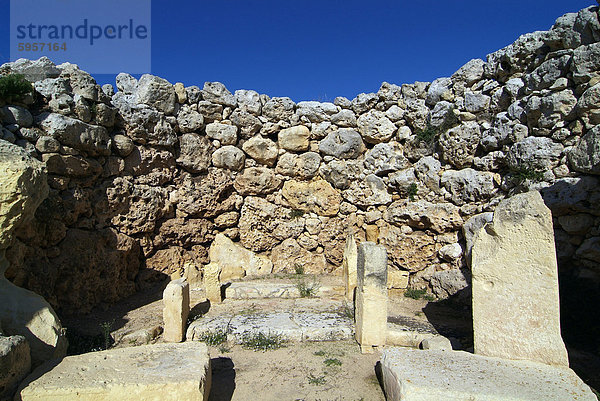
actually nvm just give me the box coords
[0,335,31,400]
[342,234,358,300]
[162,278,190,343]
[17,342,211,401]
[387,269,409,289]
[381,348,595,401]
[204,263,222,304]
[355,242,388,353]
[471,191,569,366]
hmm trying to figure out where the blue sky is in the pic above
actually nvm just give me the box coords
[0,0,596,102]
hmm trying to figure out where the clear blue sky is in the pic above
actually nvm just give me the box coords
[0,0,596,102]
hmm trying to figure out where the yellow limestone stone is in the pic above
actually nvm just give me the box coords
[162,278,190,343]
[204,262,222,304]
[342,234,358,301]
[471,191,569,366]
[355,241,388,354]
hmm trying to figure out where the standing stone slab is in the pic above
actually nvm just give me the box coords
[163,278,190,343]
[355,242,387,353]
[17,342,212,401]
[204,263,222,304]
[381,348,595,401]
[0,335,31,400]
[471,191,569,366]
[342,234,358,301]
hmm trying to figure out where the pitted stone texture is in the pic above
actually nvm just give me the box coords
[223,282,341,300]
[342,174,392,207]
[472,191,569,366]
[163,278,190,343]
[35,112,110,156]
[381,348,595,401]
[282,179,342,217]
[134,74,177,115]
[318,129,364,159]
[278,125,310,151]
[209,233,273,280]
[357,110,397,144]
[384,200,463,234]
[0,335,31,400]
[187,312,353,343]
[568,124,600,175]
[17,342,211,401]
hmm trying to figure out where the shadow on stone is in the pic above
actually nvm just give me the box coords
[208,357,236,401]
[421,287,473,350]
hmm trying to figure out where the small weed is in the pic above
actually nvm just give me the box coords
[415,124,438,144]
[341,302,354,320]
[324,358,342,367]
[314,350,327,356]
[197,329,228,346]
[99,320,114,350]
[128,339,138,346]
[218,344,231,353]
[294,263,305,275]
[307,373,326,385]
[289,209,305,219]
[240,331,287,351]
[407,182,418,201]
[0,73,33,102]
[297,277,320,298]
[404,288,433,300]
[509,164,545,184]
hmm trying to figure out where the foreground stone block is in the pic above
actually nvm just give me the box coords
[342,234,358,300]
[204,262,221,304]
[381,348,595,401]
[0,335,31,400]
[17,342,211,401]
[471,191,569,366]
[163,278,190,342]
[355,242,387,353]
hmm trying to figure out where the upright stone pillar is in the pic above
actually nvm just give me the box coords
[355,242,388,354]
[204,262,222,304]
[162,278,190,343]
[471,191,569,366]
[342,234,358,301]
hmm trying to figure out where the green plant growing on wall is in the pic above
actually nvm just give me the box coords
[296,276,320,298]
[0,74,33,102]
[415,124,438,144]
[509,163,545,184]
[407,182,418,201]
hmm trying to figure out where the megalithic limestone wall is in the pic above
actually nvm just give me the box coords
[471,191,569,366]
[0,5,598,315]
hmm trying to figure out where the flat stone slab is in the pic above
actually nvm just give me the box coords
[224,282,341,299]
[187,311,353,342]
[17,342,211,401]
[381,348,595,401]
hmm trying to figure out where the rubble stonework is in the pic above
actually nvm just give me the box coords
[0,5,598,314]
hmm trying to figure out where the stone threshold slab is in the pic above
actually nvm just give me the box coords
[381,348,596,401]
[224,281,342,299]
[16,342,211,401]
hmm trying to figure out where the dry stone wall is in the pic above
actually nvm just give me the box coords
[1,6,599,314]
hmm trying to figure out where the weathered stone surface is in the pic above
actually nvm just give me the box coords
[363,143,410,176]
[238,197,304,252]
[441,169,497,205]
[177,133,214,173]
[438,121,480,169]
[318,129,364,159]
[17,342,212,401]
[163,278,190,343]
[212,145,245,171]
[384,200,463,233]
[235,89,262,115]
[35,112,110,156]
[203,81,236,107]
[0,57,60,82]
[278,125,310,151]
[0,106,33,127]
[472,191,569,366]
[355,242,388,353]
[387,269,409,290]
[296,101,337,123]
[209,233,272,280]
[112,134,134,157]
[242,135,278,166]
[568,124,600,174]
[342,234,358,300]
[357,110,397,144]
[452,58,485,85]
[420,335,453,351]
[177,170,236,218]
[203,262,221,304]
[206,122,238,145]
[262,97,295,121]
[176,107,204,133]
[381,348,596,401]
[134,74,177,114]
[234,167,281,195]
[507,136,564,171]
[271,238,327,274]
[342,174,392,207]
[0,335,31,400]
[282,179,341,216]
[430,268,468,299]
[318,159,363,189]
[275,152,321,179]
[378,224,439,273]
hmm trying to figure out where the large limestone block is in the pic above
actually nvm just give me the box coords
[471,191,569,366]
[162,278,190,343]
[209,233,272,280]
[281,179,342,217]
[0,335,31,400]
[355,242,387,353]
[17,342,212,401]
[342,234,358,300]
[381,348,595,401]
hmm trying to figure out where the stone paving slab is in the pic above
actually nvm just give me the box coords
[224,282,342,299]
[17,342,211,401]
[187,311,354,343]
[381,348,596,401]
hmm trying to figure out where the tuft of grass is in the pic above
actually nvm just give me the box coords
[404,288,435,301]
[99,320,114,350]
[307,373,326,385]
[297,277,320,298]
[415,124,438,144]
[341,302,354,320]
[509,164,545,184]
[197,329,228,346]
[324,358,342,367]
[239,331,287,351]
[218,344,231,353]
[0,73,33,102]
[294,263,305,275]
[313,350,327,356]
[289,209,305,219]
[407,182,418,201]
